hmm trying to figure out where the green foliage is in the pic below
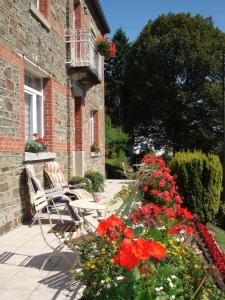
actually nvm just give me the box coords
[69,176,93,193]
[91,144,100,153]
[85,170,104,192]
[25,138,47,153]
[105,115,129,159]
[125,13,225,156]
[105,28,131,126]
[170,151,222,222]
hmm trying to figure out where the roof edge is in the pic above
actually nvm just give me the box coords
[93,0,110,34]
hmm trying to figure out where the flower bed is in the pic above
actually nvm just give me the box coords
[197,223,225,280]
[69,155,225,299]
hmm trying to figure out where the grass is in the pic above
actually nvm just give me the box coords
[207,223,225,252]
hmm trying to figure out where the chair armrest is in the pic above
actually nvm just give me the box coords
[45,187,65,198]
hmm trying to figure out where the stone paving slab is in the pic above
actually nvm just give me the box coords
[0,180,127,300]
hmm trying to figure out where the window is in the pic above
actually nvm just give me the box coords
[90,110,94,145]
[32,0,39,9]
[24,72,44,141]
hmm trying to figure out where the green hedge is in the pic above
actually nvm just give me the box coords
[170,151,222,223]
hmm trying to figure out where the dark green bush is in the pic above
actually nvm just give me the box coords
[85,170,104,192]
[170,151,222,223]
[105,115,129,158]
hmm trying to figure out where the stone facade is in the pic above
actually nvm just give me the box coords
[0,0,109,234]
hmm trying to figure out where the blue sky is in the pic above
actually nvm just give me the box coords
[100,0,225,41]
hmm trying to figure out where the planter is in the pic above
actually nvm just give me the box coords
[24,152,56,162]
[91,152,101,157]
[93,192,102,202]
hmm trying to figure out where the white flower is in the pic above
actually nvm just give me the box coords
[155,286,164,292]
[171,275,176,279]
[170,296,175,299]
[100,280,105,284]
[169,282,174,288]
[106,283,111,289]
[157,226,166,231]
[167,277,171,282]
[116,276,124,281]
[123,216,128,220]
[174,236,184,242]
[96,291,101,296]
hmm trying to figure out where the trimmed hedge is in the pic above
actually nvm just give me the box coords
[170,151,222,223]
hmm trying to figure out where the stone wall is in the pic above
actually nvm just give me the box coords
[55,93,68,142]
[0,58,21,137]
[0,0,69,86]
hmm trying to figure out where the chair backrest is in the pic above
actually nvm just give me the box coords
[44,162,67,189]
[25,165,48,211]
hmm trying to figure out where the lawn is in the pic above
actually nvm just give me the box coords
[207,223,225,251]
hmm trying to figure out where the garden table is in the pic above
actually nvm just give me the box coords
[70,199,107,230]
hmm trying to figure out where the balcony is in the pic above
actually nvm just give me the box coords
[65,29,103,88]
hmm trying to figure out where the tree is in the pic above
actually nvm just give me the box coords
[105,28,130,127]
[125,13,225,155]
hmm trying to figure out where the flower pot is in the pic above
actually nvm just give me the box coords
[93,192,102,202]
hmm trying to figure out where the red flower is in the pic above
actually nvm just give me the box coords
[163,207,175,218]
[148,240,167,259]
[97,215,124,237]
[114,238,167,270]
[134,238,153,260]
[114,239,140,270]
[32,133,37,138]
[151,189,159,196]
[123,227,135,239]
[158,180,166,187]
[186,226,195,235]
[167,225,185,235]
[142,185,148,193]
[139,266,147,275]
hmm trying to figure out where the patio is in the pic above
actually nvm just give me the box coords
[0,180,131,300]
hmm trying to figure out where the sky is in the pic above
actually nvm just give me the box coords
[100,0,225,41]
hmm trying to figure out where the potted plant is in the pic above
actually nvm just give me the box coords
[25,133,48,153]
[91,142,100,154]
[85,170,104,202]
[96,36,116,59]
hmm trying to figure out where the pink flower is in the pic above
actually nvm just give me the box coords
[158,180,165,187]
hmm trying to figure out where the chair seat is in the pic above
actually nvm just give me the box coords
[48,220,79,233]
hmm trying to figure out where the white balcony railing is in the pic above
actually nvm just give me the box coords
[65,29,103,81]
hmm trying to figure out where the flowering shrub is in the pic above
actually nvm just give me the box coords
[69,155,225,299]
[25,133,47,153]
[96,36,116,59]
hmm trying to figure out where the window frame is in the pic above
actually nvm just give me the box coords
[32,0,40,10]
[90,110,94,145]
[24,77,44,141]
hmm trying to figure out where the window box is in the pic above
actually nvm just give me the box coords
[91,152,101,157]
[30,3,51,31]
[24,152,56,162]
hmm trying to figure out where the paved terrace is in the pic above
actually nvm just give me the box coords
[0,180,134,300]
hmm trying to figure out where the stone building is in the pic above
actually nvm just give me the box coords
[0,0,110,234]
